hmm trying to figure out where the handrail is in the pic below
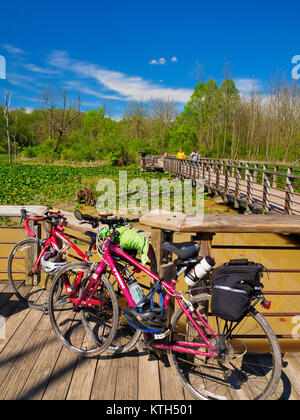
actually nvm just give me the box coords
[1,223,299,319]
[163,156,300,215]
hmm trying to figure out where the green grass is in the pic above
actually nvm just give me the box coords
[0,162,170,206]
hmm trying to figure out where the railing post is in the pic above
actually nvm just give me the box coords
[284,168,295,215]
[253,164,258,183]
[25,221,41,285]
[215,162,220,192]
[263,172,271,214]
[246,164,254,212]
[273,165,279,188]
[234,165,242,208]
[224,163,230,203]
[208,161,213,193]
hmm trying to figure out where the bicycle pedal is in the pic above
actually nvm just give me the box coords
[153,329,170,340]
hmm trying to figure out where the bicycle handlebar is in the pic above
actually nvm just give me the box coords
[24,215,44,237]
[74,210,139,228]
[20,208,66,237]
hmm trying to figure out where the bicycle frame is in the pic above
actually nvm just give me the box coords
[75,237,218,358]
[25,219,88,278]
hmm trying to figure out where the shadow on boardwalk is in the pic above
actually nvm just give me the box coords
[0,285,299,400]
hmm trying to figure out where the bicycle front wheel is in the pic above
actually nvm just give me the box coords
[48,261,119,358]
[168,301,282,400]
[8,238,51,310]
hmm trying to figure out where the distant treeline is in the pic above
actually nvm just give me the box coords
[1,73,299,165]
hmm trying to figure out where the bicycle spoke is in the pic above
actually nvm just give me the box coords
[168,303,281,400]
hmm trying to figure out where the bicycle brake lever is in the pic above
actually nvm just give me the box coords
[17,215,23,229]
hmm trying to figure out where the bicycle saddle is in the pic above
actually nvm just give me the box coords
[162,241,200,259]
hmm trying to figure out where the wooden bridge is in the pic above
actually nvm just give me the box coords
[142,156,300,215]
[1,207,300,399]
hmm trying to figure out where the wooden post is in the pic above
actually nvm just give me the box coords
[253,164,258,183]
[273,166,279,188]
[150,227,176,322]
[284,169,295,215]
[25,221,41,285]
[215,163,220,192]
[263,172,271,214]
[224,163,230,203]
[246,165,254,212]
[234,166,242,208]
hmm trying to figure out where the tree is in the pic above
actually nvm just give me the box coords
[2,91,12,163]
[42,86,81,153]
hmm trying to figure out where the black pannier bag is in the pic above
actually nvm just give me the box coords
[210,259,264,322]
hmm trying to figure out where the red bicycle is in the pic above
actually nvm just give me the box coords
[7,207,96,311]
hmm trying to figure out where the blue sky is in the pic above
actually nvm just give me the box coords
[0,0,299,118]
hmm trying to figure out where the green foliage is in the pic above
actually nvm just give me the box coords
[0,162,169,205]
[1,76,299,164]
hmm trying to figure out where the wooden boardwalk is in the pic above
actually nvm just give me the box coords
[0,281,300,400]
[160,156,300,215]
[0,281,191,401]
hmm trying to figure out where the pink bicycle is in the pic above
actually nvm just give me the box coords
[48,211,282,400]
[8,207,94,311]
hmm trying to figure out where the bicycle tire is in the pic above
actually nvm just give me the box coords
[168,301,282,400]
[105,266,142,354]
[8,238,51,310]
[48,261,119,358]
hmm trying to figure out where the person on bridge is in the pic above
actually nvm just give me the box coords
[190,150,199,163]
[176,149,185,159]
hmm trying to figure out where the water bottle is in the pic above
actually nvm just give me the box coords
[184,256,216,287]
[128,279,144,306]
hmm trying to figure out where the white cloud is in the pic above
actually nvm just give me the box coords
[235,78,263,95]
[48,51,192,103]
[158,57,166,65]
[2,44,26,55]
[24,63,59,75]
[171,57,178,63]
[149,57,167,65]
[63,80,123,101]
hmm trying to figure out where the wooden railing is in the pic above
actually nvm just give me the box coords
[1,207,300,341]
[140,211,300,341]
[163,157,300,215]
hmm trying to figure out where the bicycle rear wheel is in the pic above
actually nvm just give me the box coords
[104,264,142,354]
[168,300,282,400]
[48,261,119,358]
[8,238,51,310]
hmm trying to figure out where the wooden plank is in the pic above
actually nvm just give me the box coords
[140,211,300,234]
[18,329,64,400]
[41,345,78,400]
[66,355,97,400]
[158,357,186,400]
[0,313,52,400]
[0,287,33,353]
[138,351,161,400]
[0,304,44,386]
[90,355,118,400]
[0,206,47,218]
[283,353,300,398]
[140,210,187,232]
[115,351,139,400]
